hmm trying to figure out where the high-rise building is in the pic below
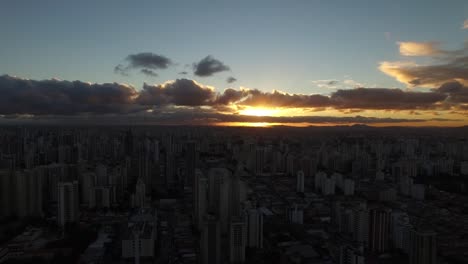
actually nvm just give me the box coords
[352,207,369,245]
[79,172,95,205]
[315,171,327,191]
[230,167,243,218]
[15,170,43,218]
[201,214,222,264]
[245,208,263,248]
[288,204,304,225]
[57,181,79,226]
[89,186,112,209]
[95,164,108,186]
[134,177,146,208]
[392,212,412,253]
[368,207,391,253]
[344,179,355,196]
[121,208,158,261]
[229,218,246,264]
[254,147,265,174]
[0,169,14,217]
[186,140,196,186]
[195,170,208,231]
[409,229,437,264]
[296,170,305,193]
[208,168,231,233]
[340,244,365,264]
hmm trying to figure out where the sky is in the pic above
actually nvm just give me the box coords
[0,0,467,126]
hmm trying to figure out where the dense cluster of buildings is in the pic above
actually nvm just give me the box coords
[0,126,467,263]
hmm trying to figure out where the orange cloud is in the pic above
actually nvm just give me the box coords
[398,42,440,56]
[379,59,468,88]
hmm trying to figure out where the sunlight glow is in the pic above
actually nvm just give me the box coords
[239,107,279,116]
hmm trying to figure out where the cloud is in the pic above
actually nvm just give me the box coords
[215,86,446,110]
[239,90,332,108]
[227,77,237,83]
[193,56,230,77]
[137,79,216,106]
[114,64,129,76]
[126,52,172,70]
[214,88,250,105]
[140,69,158,77]
[0,74,466,122]
[0,75,140,115]
[312,79,367,89]
[379,57,468,87]
[115,52,172,77]
[463,19,468,29]
[380,40,468,87]
[343,79,363,88]
[330,87,446,110]
[398,42,441,56]
[311,79,340,89]
[179,71,188,75]
[435,81,468,104]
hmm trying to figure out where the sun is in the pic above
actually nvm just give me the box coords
[239,107,279,116]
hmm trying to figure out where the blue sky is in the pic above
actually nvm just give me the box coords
[1,0,466,95]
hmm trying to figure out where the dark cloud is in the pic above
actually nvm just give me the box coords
[115,52,172,77]
[330,88,446,110]
[227,77,237,83]
[0,75,466,124]
[114,64,129,76]
[126,52,172,70]
[435,81,468,104]
[215,88,250,105]
[193,56,230,77]
[0,75,141,115]
[213,87,447,110]
[140,69,158,77]
[137,79,215,106]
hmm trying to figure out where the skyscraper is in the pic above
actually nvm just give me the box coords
[296,170,305,193]
[194,169,208,231]
[208,168,231,233]
[15,170,43,218]
[201,214,221,264]
[229,218,247,264]
[186,140,196,186]
[134,177,146,208]
[409,229,437,264]
[57,181,79,227]
[254,147,265,174]
[368,207,391,253]
[245,208,263,248]
[352,207,369,245]
[0,169,14,217]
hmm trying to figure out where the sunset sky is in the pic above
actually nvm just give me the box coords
[1,0,467,126]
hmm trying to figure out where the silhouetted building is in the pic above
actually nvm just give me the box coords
[57,181,79,226]
[409,229,437,264]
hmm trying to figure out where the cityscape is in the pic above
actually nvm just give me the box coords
[1,125,468,263]
[1,0,468,263]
